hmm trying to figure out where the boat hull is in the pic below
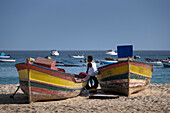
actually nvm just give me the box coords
[15,63,89,102]
[0,59,16,62]
[97,61,153,96]
[0,56,10,59]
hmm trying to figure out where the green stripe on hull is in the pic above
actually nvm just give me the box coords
[20,81,79,92]
[101,73,128,82]
[130,73,148,80]
[30,81,77,92]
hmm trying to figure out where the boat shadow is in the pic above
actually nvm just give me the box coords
[0,93,29,104]
[0,93,79,104]
[81,88,149,100]
[88,94,120,99]
[80,89,123,100]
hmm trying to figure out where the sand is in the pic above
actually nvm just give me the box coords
[0,83,169,113]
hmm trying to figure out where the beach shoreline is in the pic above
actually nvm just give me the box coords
[0,83,169,113]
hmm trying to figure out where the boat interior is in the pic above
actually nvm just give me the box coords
[31,57,88,80]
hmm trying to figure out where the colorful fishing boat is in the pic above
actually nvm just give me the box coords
[97,45,154,96]
[15,57,90,102]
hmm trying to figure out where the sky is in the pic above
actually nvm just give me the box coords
[0,0,170,50]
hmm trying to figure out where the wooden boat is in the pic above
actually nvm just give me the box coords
[97,59,153,96]
[15,57,90,102]
[97,45,154,96]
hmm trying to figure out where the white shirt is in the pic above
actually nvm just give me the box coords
[88,62,97,76]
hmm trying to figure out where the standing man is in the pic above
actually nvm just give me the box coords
[86,55,98,90]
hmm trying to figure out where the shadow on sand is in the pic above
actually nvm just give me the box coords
[0,93,29,104]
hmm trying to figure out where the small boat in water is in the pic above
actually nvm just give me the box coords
[162,61,170,67]
[15,57,90,102]
[162,58,170,67]
[97,45,154,96]
[0,53,11,59]
[0,53,16,62]
[69,55,84,59]
[145,58,163,66]
[100,60,118,64]
[105,49,117,56]
[51,50,59,56]
[134,55,141,59]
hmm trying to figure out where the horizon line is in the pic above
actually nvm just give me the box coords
[0,49,170,51]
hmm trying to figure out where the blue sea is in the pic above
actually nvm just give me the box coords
[0,50,170,85]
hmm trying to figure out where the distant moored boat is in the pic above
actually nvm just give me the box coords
[0,52,16,62]
[145,58,163,66]
[69,55,84,59]
[0,53,11,59]
[51,50,59,56]
[105,49,117,56]
[162,57,170,67]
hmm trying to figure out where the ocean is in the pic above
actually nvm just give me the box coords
[0,50,170,85]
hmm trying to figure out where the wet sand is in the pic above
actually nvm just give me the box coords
[0,83,169,113]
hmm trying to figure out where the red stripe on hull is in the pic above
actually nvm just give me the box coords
[15,64,28,71]
[31,86,80,97]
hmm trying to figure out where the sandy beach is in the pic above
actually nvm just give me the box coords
[0,83,169,113]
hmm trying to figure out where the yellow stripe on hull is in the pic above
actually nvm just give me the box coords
[97,65,128,80]
[18,69,28,79]
[129,65,152,78]
[29,70,84,88]
[18,69,85,88]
